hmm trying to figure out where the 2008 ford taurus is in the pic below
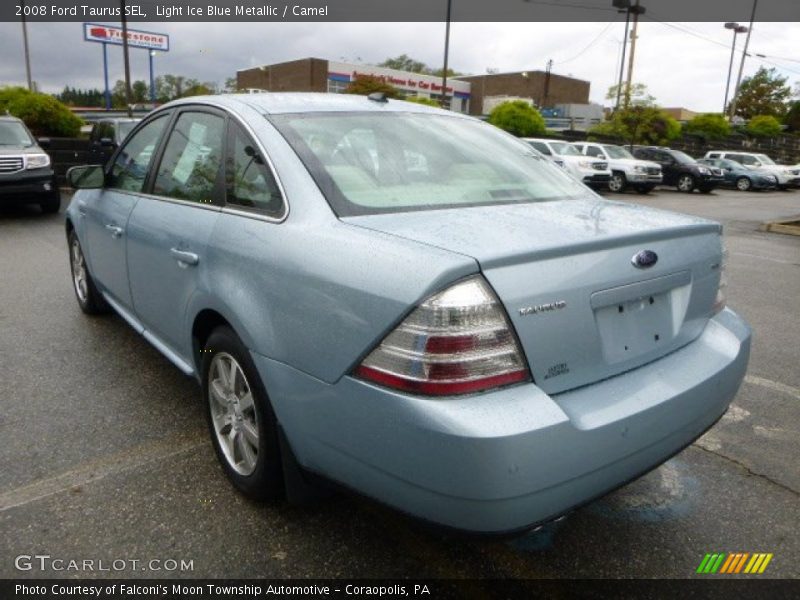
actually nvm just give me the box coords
[65,94,750,534]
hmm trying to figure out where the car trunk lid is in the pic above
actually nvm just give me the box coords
[343,198,724,395]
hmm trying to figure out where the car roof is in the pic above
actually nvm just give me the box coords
[0,115,23,123]
[163,92,468,117]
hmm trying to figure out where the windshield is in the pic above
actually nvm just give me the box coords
[550,141,582,156]
[272,112,588,216]
[756,154,776,165]
[604,145,634,159]
[671,150,696,164]
[0,121,34,146]
[117,121,137,140]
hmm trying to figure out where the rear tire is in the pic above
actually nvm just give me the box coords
[608,172,627,193]
[735,177,752,192]
[203,326,284,501]
[68,230,110,315]
[677,174,696,193]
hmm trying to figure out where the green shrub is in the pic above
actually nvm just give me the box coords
[746,114,783,137]
[403,96,440,107]
[0,87,83,137]
[487,100,546,137]
[683,113,731,139]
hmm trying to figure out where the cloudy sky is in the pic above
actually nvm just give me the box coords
[1,20,798,112]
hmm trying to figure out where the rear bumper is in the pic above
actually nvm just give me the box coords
[253,308,750,533]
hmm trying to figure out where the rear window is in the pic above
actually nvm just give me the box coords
[271,112,587,216]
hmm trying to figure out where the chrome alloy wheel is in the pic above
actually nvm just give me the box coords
[677,175,695,192]
[208,352,260,476]
[608,173,625,193]
[70,237,89,303]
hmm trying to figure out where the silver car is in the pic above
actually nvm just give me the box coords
[65,94,750,533]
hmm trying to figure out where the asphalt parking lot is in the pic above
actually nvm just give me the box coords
[1,187,798,580]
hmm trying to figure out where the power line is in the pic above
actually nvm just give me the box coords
[552,22,615,65]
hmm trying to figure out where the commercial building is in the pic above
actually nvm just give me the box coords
[236,58,472,113]
[661,107,700,122]
[455,70,591,116]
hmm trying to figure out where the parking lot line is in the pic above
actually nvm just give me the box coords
[744,375,800,401]
[0,432,206,513]
[731,251,799,266]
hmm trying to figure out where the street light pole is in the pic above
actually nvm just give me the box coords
[440,0,453,110]
[729,0,759,120]
[149,50,156,103]
[614,5,631,111]
[20,0,33,90]
[120,0,133,117]
[723,23,747,114]
[623,0,642,108]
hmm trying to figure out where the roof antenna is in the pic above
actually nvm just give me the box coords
[367,92,388,103]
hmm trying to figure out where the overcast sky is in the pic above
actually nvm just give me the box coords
[1,21,798,112]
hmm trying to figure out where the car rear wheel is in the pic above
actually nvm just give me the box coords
[608,172,627,193]
[68,230,110,315]
[677,174,696,193]
[203,326,283,501]
[735,177,752,191]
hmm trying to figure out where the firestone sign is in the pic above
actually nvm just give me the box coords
[83,23,170,52]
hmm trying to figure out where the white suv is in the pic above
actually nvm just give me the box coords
[523,138,612,190]
[704,151,800,189]
[573,143,662,193]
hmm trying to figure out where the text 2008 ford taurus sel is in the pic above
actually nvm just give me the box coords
[65,93,750,534]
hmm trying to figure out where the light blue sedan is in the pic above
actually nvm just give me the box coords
[65,93,750,534]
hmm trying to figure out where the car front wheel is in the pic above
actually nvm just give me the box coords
[40,189,61,214]
[608,172,627,193]
[677,174,696,193]
[203,326,283,501]
[735,176,752,191]
[68,230,110,314]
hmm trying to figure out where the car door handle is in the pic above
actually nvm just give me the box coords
[105,224,124,238]
[170,248,200,266]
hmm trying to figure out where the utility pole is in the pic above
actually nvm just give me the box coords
[543,59,553,107]
[623,0,642,108]
[614,3,631,111]
[120,0,133,117]
[729,0,758,120]
[440,0,453,110]
[20,0,33,90]
[723,23,748,114]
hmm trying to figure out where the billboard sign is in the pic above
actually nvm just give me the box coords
[83,23,170,51]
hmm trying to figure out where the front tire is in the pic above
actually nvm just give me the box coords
[735,177,752,192]
[68,230,110,314]
[203,326,283,501]
[608,172,627,193]
[40,189,61,214]
[677,174,696,193]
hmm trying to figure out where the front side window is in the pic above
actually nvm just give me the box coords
[153,111,225,204]
[272,112,588,216]
[107,115,168,192]
[755,154,775,165]
[550,141,581,156]
[585,145,605,158]
[604,145,634,160]
[527,141,551,155]
[225,122,284,218]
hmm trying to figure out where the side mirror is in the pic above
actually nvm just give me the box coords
[67,165,105,189]
[37,137,51,148]
[100,137,115,147]
[725,167,733,172]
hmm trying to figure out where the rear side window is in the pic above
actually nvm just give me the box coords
[528,141,551,155]
[225,122,284,218]
[586,145,604,158]
[107,116,168,192]
[153,111,225,204]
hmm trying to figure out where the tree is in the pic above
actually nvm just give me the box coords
[783,101,800,132]
[344,75,402,98]
[487,100,546,137]
[590,106,680,147]
[224,77,238,93]
[606,82,656,107]
[403,96,439,107]
[731,67,792,119]
[182,82,216,97]
[746,114,783,137]
[131,80,149,103]
[378,54,461,77]
[683,113,731,139]
[0,86,82,137]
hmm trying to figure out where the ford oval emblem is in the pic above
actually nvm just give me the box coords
[632,250,658,269]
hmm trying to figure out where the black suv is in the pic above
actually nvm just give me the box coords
[633,146,724,193]
[0,116,60,213]
[88,118,140,165]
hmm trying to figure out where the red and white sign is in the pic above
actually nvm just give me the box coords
[83,23,170,52]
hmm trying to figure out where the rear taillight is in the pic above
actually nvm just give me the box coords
[354,276,530,396]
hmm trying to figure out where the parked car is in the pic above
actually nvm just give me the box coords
[0,115,60,213]
[572,142,662,193]
[633,146,724,193]
[697,158,778,191]
[703,151,800,190]
[88,118,141,165]
[65,94,750,534]
[523,138,612,190]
